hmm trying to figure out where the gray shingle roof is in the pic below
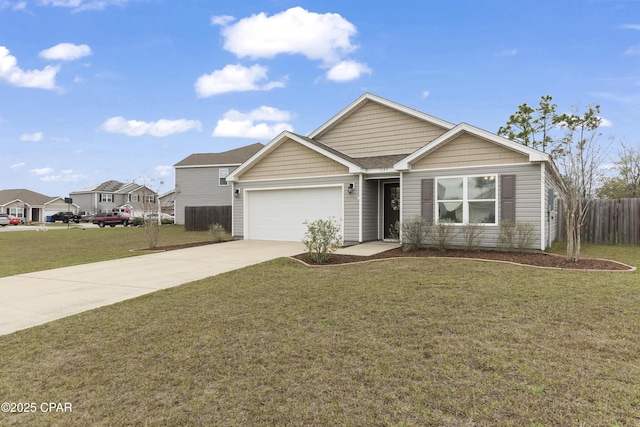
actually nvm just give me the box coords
[0,189,59,206]
[174,143,264,167]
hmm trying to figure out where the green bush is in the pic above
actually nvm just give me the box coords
[426,220,457,252]
[209,223,229,243]
[401,216,429,252]
[498,220,536,252]
[302,218,342,264]
[461,223,485,251]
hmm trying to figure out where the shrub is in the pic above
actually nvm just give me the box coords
[461,223,485,251]
[302,218,342,264]
[209,223,229,243]
[401,216,429,252]
[498,220,536,252]
[426,220,457,252]
[388,221,400,240]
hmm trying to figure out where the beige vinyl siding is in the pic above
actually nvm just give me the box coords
[402,163,543,249]
[361,179,379,241]
[411,132,529,170]
[233,175,360,243]
[174,166,235,225]
[317,100,449,157]
[238,138,349,181]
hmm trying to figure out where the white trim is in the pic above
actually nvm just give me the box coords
[540,163,546,251]
[395,123,551,171]
[309,93,455,139]
[243,184,344,241]
[175,163,242,169]
[358,173,363,243]
[435,174,498,225]
[405,162,534,175]
[227,131,362,182]
[232,173,355,184]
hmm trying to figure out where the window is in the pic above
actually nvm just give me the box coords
[100,193,114,203]
[436,175,496,224]
[143,195,155,203]
[9,207,24,218]
[219,168,229,186]
[129,194,140,202]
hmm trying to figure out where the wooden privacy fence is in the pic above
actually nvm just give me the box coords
[185,206,231,232]
[558,198,640,245]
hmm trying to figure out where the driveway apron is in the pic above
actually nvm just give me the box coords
[0,240,304,335]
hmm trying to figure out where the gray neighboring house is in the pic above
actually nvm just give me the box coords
[0,189,76,223]
[69,180,158,217]
[173,143,264,225]
[227,93,565,250]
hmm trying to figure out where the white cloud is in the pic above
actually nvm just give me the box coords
[326,60,371,82]
[155,165,172,176]
[0,1,26,10]
[421,91,430,99]
[618,24,640,30]
[212,106,293,139]
[0,46,59,89]
[211,15,234,26]
[41,170,88,182]
[195,63,285,97]
[10,162,25,169]
[39,43,92,61]
[599,117,613,127]
[39,0,130,12]
[495,48,519,57]
[30,167,55,175]
[100,117,202,137]
[625,44,640,55]
[221,7,357,64]
[20,132,44,142]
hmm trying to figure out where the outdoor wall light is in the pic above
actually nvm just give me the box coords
[348,183,355,194]
[234,188,240,197]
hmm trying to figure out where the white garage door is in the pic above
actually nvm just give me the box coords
[246,186,342,241]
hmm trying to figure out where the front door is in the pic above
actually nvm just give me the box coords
[383,182,400,239]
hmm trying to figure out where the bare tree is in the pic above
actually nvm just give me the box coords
[555,105,605,261]
[597,141,640,199]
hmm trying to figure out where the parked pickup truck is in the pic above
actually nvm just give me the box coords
[50,211,81,223]
[93,212,131,227]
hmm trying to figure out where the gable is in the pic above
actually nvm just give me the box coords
[237,137,350,181]
[316,100,450,158]
[411,131,529,170]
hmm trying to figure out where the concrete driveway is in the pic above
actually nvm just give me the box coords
[0,240,304,335]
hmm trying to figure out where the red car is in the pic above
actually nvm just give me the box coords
[8,215,21,225]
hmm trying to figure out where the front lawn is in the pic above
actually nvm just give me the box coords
[0,225,212,278]
[1,246,638,426]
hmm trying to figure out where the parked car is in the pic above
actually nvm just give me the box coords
[0,214,9,226]
[80,213,95,223]
[50,211,81,223]
[143,213,174,224]
[93,212,131,227]
[7,215,21,225]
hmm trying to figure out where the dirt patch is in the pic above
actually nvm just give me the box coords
[132,241,217,252]
[293,247,634,271]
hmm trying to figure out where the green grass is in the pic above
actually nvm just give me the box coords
[0,225,212,277]
[0,244,639,425]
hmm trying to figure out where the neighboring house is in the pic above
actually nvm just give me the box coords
[227,93,564,250]
[173,143,264,225]
[69,181,158,218]
[0,189,77,223]
[158,189,176,216]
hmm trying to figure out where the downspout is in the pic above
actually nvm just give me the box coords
[399,171,404,245]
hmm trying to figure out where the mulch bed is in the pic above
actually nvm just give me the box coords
[293,247,635,271]
[134,241,633,271]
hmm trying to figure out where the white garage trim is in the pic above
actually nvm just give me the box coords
[244,184,344,242]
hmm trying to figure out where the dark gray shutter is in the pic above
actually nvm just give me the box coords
[501,174,516,222]
[421,179,434,223]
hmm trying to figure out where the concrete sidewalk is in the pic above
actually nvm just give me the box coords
[0,240,397,336]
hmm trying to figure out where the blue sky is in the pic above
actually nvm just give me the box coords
[1,0,639,197]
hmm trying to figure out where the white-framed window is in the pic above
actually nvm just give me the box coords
[143,195,155,203]
[9,207,24,218]
[129,194,140,202]
[219,168,229,186]
[100,193,114,203]
[436,175,497,224]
